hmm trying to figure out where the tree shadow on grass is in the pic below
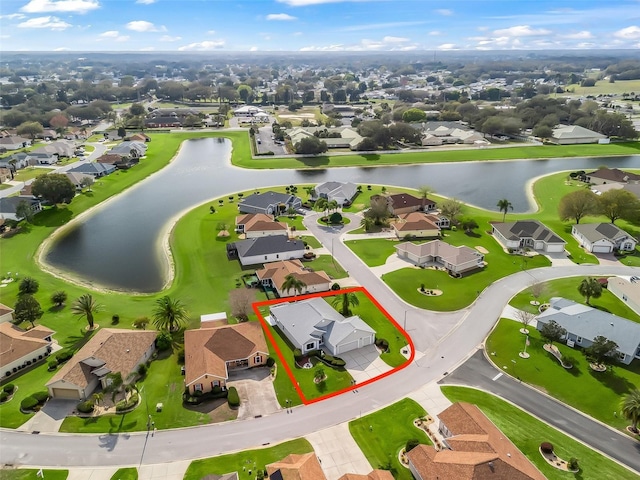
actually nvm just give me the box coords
[363,154,381,162]
[589,367,635,395]
[298,156,330,168]
[47,305,65,313]
[31,207,72,228]
[464,231,481,238]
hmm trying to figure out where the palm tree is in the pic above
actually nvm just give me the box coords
[153,296,189,332]
[418,185,433,211]
[304,186,315,199]
[72,294,102,330]
[315,197,328,214]
[578,277,602,305]
[496,198,513,222]
[327,200,339,215]
[331,292,359,316]
[360,216,375,232]
[621,390,640,433]
[92,392,104,407]
[281,274,306,297]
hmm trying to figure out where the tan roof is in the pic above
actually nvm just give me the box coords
[256,259,331,292]
[236,213,288,233]
[338,471,394,480]
[46,328,156,390]
[0,323,54,368]
[0,303,14,317]
[96,153,124,164]
[393,212,440,232]
[407,402,545,480]
[266,453,327,480]
[396,240,481,267]
[184,322,268,386]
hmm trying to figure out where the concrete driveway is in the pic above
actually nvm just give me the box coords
[341,345,393,384]
[17,399,76,433]
[227,368,280,420]
[306,423,371,480]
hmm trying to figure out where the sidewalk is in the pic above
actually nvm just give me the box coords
[305,423,371,480]
[25,460,192,480]
[407,381,452,417]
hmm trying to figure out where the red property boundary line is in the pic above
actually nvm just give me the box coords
[252,286,415,405]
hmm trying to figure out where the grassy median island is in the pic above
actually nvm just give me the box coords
[442,386,638,480]
[0,470,68,480]
[183,438,313,480]
[110,468,137,480]
[486,318,640,432]
[349,398,430,480]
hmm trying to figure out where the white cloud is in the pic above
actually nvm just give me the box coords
[493,25,551,37]
[300,44,345,51]
[178,40,225,51]
[18,16,71,30]
[54,47,70,51]
[292,31,302,36]
[435,9,453,16]
[206,30,216,35]
[342,20,426,32]
[159,35,181,42]
[428,31,441,36]
[126,20,166,32]
[266,13,297,21]
[563,31,593,39]
[0,13,26,20]
[139,46,155,51]
[0,35,11,39]
[301,35,417,51]
[250,46,258,51]
[437,43,457,50]
[21,0,99,14]
[614,25,640,40]
[136,0,156,3]
[382,36,409,43]
[98,30,129,41]
[278,0,358,5]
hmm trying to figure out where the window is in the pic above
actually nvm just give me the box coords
[194,383,203,392]
[255,355,262,363]
[618,352,625,360]
[306,342,315,350]
[576,336,582,344]
[623,294,628,301]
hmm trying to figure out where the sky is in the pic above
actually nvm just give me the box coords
[1,0,640,52]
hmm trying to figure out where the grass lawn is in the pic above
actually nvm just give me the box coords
[345,238,399,267]
[59,351,211,433]
[277,214,305,231]
[0,184,12,190]
[442,386,639,480]
[349,398,430,480]
[309,255,348,279]
[13,167,53,182]
[299,235,322,249]
[561,79,640,96]
[183,438,313,480]
[509,277,640,322]
[110,468,137,480]
[486,318,640,432]
[0,470,68,480]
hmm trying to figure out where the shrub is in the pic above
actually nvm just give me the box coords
[55,350,73,363]
[47,359,58,371]
[227,386,240,407]
[293,348,303,361]
[266,356,275,368]
[3,383,15,394]
[77,400,95,413]
[406,439,420,452]
[0,392,8,402]
[137,364,147,376]
[176,346,185,363]
[331,359,346,367]
[115,392,139,412]
[212,385,222,395]
[133,316,150,329]
[540,442,554,454]
[32,391,49,403]
[156,331,172,351]
[376,338,389,351]
[111,314,120,325]
[21,396,39,411]
[568,458,579,471]
[331,283,341,291]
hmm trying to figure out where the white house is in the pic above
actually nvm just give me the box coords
[0,197,42,221]
[492,220,566,253]
[238,191,302,216]
[228,236,305,266]
[549,125,607,145]
[234,105,268,117]
[1,323,54,379]
[608,277,640,317]
[395,240,485,274]
[270,297,375,356]
[572,223,637,253]
[313,181,358,205]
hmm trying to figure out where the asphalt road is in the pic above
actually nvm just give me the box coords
[440,350,640,475]
[1,212,639,468]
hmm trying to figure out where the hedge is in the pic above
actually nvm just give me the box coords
[77,400,95,413]
[115,392,139,413]
[48,359,58,370]
[32,391,49,403]
[227,387,240,407]
[21,396,39,411]
[3,383,15,394]
[55,350,73,363]
[0,392,8,402]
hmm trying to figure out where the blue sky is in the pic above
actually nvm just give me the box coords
[1,0,640,52]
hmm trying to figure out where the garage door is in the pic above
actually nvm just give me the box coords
[51,388,80,400]
[337,340,360,355]
[592,245,612,253]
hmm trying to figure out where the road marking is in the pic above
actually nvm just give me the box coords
[492,373,503,381]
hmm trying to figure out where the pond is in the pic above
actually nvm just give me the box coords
[44,137,640,292]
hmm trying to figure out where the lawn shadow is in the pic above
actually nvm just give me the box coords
[47,304,65,313]
[31,206,73,228]
[589,367,635,395]
[363,154,381,162]
[464,231,481,238]
[298,156,330,167]
[560,355,582,377]
[316,380,327,393]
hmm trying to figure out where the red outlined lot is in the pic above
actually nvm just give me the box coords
[252,286,415,405]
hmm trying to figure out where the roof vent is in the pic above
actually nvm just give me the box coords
[610,322,614,326]
[507,453,511,457]
[126,349,130,353]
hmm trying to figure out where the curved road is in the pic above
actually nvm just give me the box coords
[1,209,638,472]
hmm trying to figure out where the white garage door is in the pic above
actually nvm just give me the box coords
[592,245,612,253]
[51,388,80,400]
[336,340,360,355]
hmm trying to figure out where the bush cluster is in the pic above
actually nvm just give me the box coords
[32,391,49,403]
[0,392,8,402]
[375,338,389,352]
[227,387,240,407]
[183,386,227,405]
[77,400,95,413]
[115,392,139,413]
[20,396,39,411]
[266,357,275,368]
[3,383,15,394]
[48,359,58,370]
[316,352,346,368]
[55,350,73,363]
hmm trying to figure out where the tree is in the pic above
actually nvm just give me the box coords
[229,288,257,322]
[584,336,619,367]
[49,114,68,135]
[79,176,94,192]
[72,294,102,330]
[621,390,640,433]
[16,121,43,139]
[31,173,76,205]
[558,190,599,224]
[303,186,315,199]
[578,277,602,305]
[598,189,640,224]
[117,126,126,138]
[496,198,513,222]
[15,200,34,222]
[314,365,325,382]
[364,195,390,226]
[360,216,375,232]
[133,316,150,329]
[129,103,145,116]
[356,137,378,151]
[315,197,328,215]
[51,290,67,307]
[295,136,328,155]
[402,108,427,123]
[418,185,434,211]
[331,292,359,316]
[440,198,463,223]
[516,310,535,334]
[14,294,43,328]
[460,218,478,234]
[540,320,566,347]
[18,277,39,295]
[532,124,553,139]
[530,281,545,304]
[281,274,306,297]
[153,296,188,332]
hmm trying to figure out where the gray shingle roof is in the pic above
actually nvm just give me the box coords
[0,197,39,214]
[573,223,631,243]
[493,220,565,244]
[239,191,299,210]
[234,236,304,258]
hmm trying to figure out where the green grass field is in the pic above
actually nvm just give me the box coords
[442,386,639,480]
[562,79,640,96]
[183,438,313,480]
[13,167,53,182]
[485,318,640,432]
[349,398,430,480]
[0,470,68,480]
[110,468,137,480]
[309,255,348,280]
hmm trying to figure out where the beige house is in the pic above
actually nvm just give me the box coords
[235,213,288,238]
[549,125,607,145]
[408,402,545,480]
[256,259,332,297]
[1,323,54,379]
[46,329,156,400]
[392,212,441,238]
[608,277,640,316]
[395,240,485,275]
[184,322,268,395]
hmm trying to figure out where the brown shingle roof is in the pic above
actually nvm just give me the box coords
[236,213,288,233]
[393,212,440,232]
[0,323,54,367]
[407,402,545,480]
[338,471,394,480]
[46,328,156,390]
[388,193,422,209]
[256,259,331,294]
[184,322,268,386]
[588,168,640,183]
[0,303,14,317]
[266,453,326,480]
